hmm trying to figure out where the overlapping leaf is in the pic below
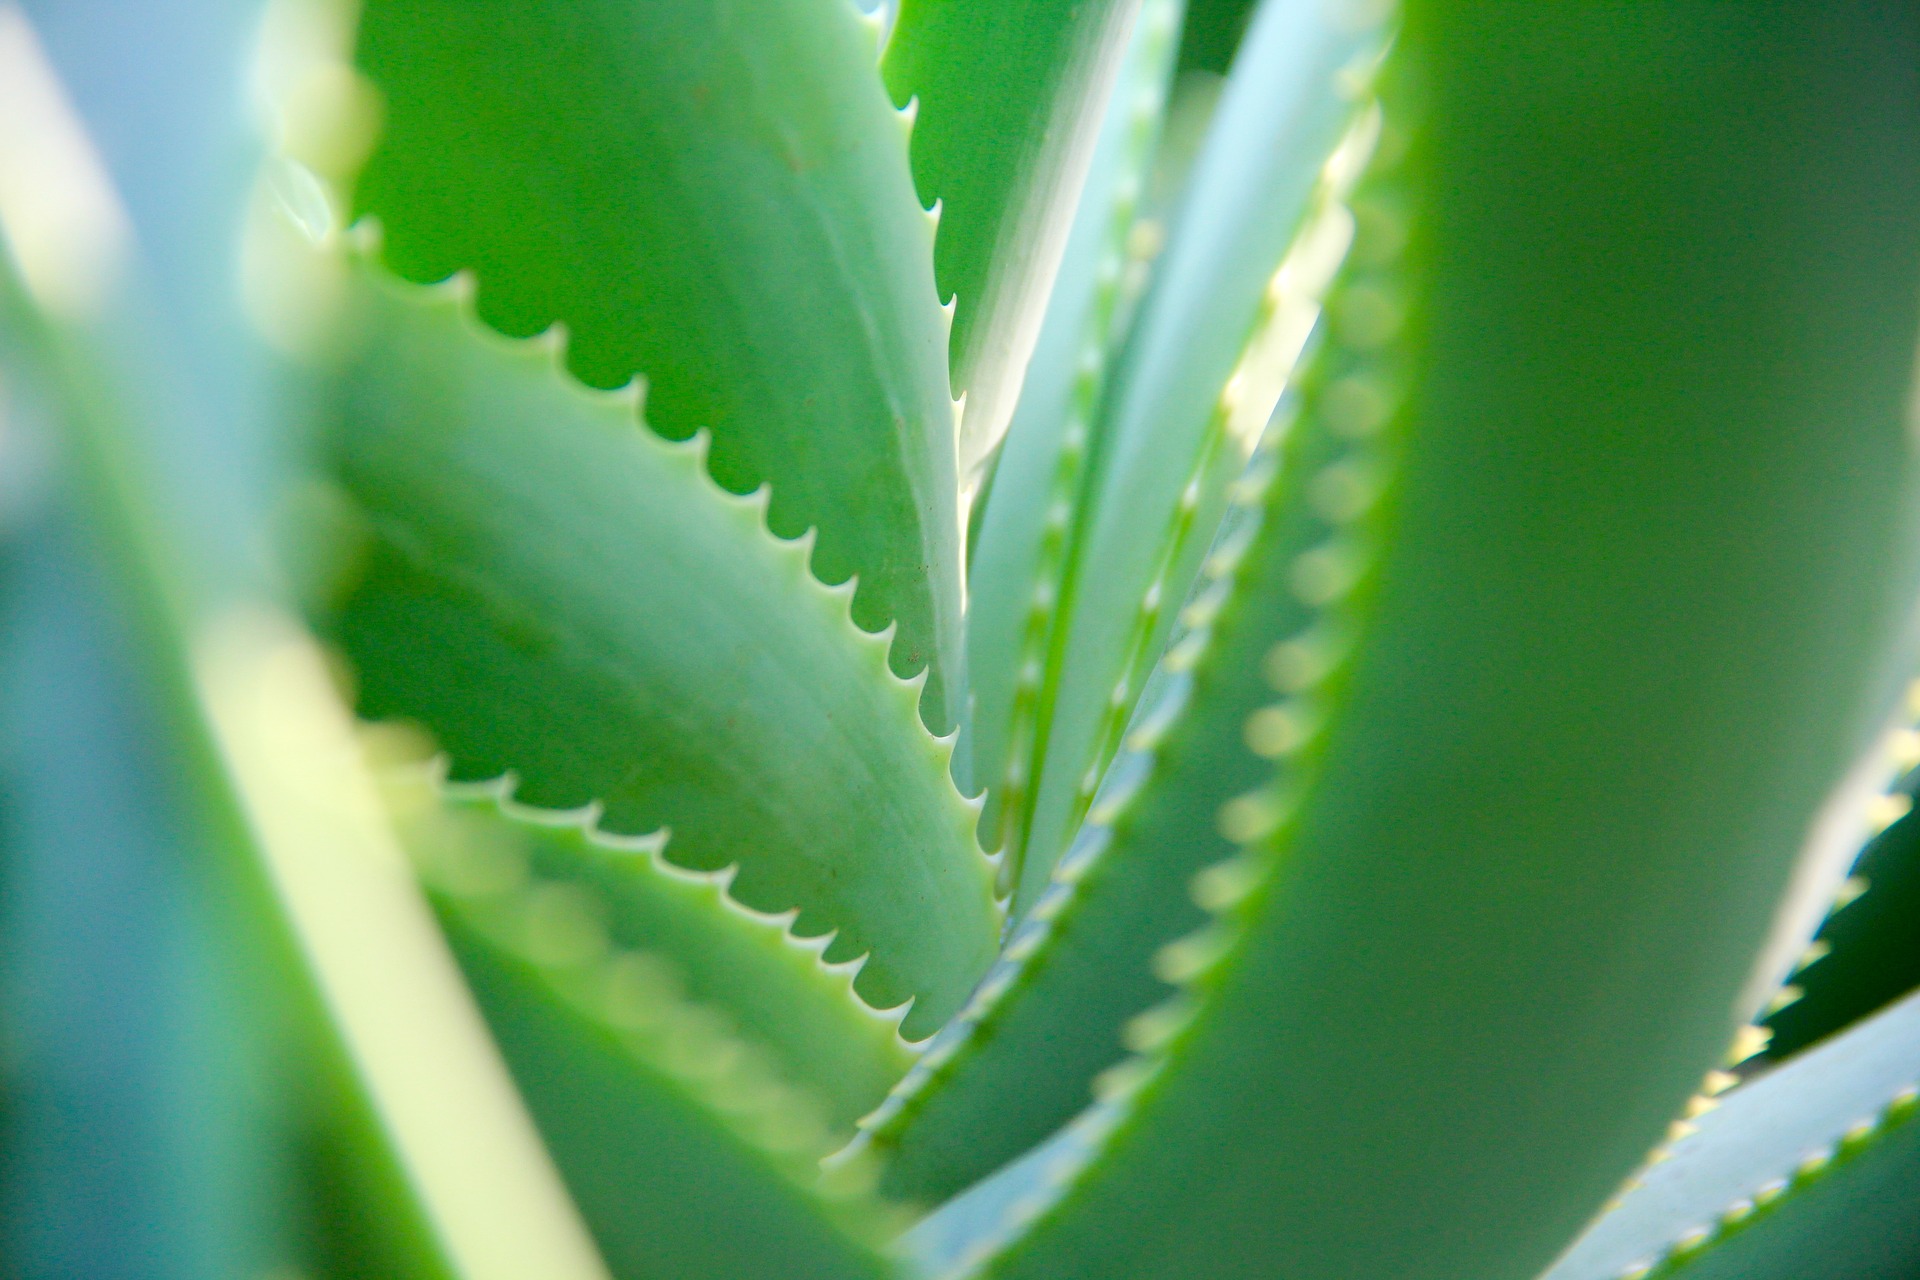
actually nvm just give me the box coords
[321,264,1000,1035]
[929,8,1920,1278]
[1545,990,1920,1280]
[426,839,904,1280]
[966,0,1187,891]
[998,0,1390,907]
[381,764,920,1133]
[883,0,1146,483]
[354,0,966,733]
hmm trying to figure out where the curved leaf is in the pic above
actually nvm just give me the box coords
[1004,0,1388,907]
[322,265,999,1036]
[966,0,1186,882]
[860,414,1296,1204]
[426,836,905,1280]
[883,0,1145,483]
[1767,765,1920,1060]
[954,8,1920,1278]
[354,0,965,732]
[1,9,610,1275]
[1544,989,1920,1280]
[382,765,920,1133]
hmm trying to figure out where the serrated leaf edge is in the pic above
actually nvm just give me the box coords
[414,758,932,1055]
[848,79,1392,1193]
[425,822,913,1248]
[1613,1083,1919,1280]
[1006,86,1384,904]
[984,0,1185,890]
[338,225,1006,992]
[926,74,1416,1280]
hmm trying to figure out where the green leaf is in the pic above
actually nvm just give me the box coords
[1767,766,1920,1060]
[381,765,920,1134]
[1002,0,1389,908]
[353,0,966,734]
[883,0,1147,483]
[0,4,614,1272]
[428,848,906,1280]
[322,264,1000,1036]
[952,8,1920,1278]
[966,0,1187,889]
[1543,989,1920,1280]
[1171,0,1258,76]
[858,400,1295,1206]
[0,439,287,1280]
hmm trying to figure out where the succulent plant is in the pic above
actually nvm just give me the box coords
[2,1,1918,1278]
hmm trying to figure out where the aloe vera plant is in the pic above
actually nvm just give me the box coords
[3,1,1920,1278]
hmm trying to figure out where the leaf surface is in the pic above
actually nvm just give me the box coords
[1004,0,1387,907]
[883,0,1145,483]
[1544,989,1920,1280]
[354,0,965,732]
[384,768,920,1133]
[427,848,905,1280]
[965,0,1186,887]
[949,8,1920,1278]
[324,267,1000,1036]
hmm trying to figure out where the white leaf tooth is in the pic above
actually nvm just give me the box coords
[530,318,569,370]
[784,524,820,568]
[578,370,644,415]
[896,94,920,139]
[971,965,1018,1008]
[1830,874,1869,913]
[924,195,943,238]
[439,767,519,805]
[820,1129,873,1172]
[684,425,715,470]
[582,820,669,857]
[616,373,648,415]
[707,861,743,897]
[724,480,773,519]
[899,660,932,702]
[1121,996,1195,1054]
[851,1,886,55]
[1795,938,1833,973]
[344,212,386,257]
[790,926,839,959]
[872,992,917,1033]
[822,949,871,984]
[1001,921,1050,965]
[499,791,601,831]
[732,900,803,932]
[824,569,862,606]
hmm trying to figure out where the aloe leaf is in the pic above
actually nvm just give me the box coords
[380,765,921,1133]
[949,8,1920,1279]
[1171,0,1258,76]
[1544,989,1920,1280]
[323,265,1000,1036]
[0,6,618,1273]
[353,0,965,736]
[857,383,1304,1204]
[1646,1114,1920,1280]
[0,433,280,1276]
[428,852,905,1280]
[1004,0,1389,908]
[965,0,1186,881]
[882,0,1146,483]
[1767,765,1920,1060]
